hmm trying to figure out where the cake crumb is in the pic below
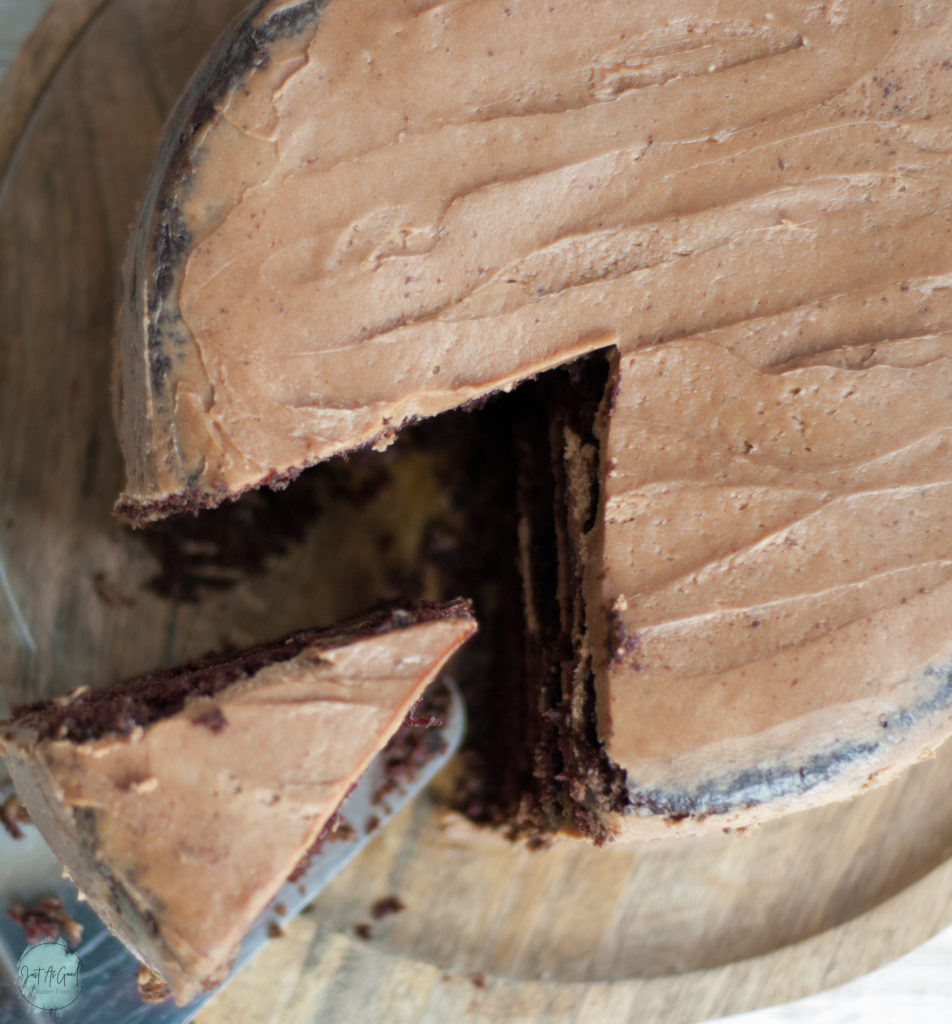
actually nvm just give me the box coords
[92,571,135,608]
[353,923,372,940]
[372,684,451,803]
[9,897,83,946]
[370,896,405,920]
[137,965,171,1004]
[470,972,487,989]
[1,795,31,839]
[192,707,228,733]
[274,902,287,916]
[267,921,284,939]
[331,819,356,842]
[404,712,445,727]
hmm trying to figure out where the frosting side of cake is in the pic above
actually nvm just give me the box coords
[116,0,952,517]
[116,0,325,518]
[0,605,476,1004]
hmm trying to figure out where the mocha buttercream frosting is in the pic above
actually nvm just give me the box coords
[118,0,952,518]
[0,603,476,1004]
[586,333,952,839]
[115,0,952,835]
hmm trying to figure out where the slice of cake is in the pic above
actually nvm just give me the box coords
[114,0,952,837]
[0,601,476,1005]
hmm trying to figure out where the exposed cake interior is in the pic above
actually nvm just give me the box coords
[444,335,952,843]
[545,353,631,842]
[449,352,629,844]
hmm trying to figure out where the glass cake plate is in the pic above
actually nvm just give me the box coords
[0,680,464,1024]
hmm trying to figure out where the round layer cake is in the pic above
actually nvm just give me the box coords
[115,0,952,840]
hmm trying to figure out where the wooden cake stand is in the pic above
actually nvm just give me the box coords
[2,2,952,1020]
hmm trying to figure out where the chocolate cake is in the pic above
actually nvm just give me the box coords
[0,601,476,1005]
[114,0,952,839]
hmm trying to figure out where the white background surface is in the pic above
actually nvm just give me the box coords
[1,1,951,1021]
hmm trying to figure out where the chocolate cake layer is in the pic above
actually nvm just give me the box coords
[0,602,476,1005]
[11,600,472,742]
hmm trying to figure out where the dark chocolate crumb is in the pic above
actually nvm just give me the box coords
[372,683,451,803]
[405,713,445,728]
[9,897,83,946]
[267,922,284,939]
[137,966,172,1004]
[470,972,487,989]
[192,707,228,733]
[1,795,31,840]
[370,896,405,920]
[353,923,372,941]
[330,820,356,843]
[286,809,355,882]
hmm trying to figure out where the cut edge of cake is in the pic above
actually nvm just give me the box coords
[494,351,952,843]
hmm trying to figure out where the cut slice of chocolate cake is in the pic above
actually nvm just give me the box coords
[113,0,952,840]
[0,601,476,1005]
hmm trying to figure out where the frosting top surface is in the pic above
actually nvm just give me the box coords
[594,323,952,791]
[122,0,952,509]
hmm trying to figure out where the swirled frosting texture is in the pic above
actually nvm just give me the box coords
[120,0,951,513]
[591,318,952,837]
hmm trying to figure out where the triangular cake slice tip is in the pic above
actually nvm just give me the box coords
[0,601,476,1005]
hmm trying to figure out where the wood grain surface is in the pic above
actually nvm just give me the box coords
[3,2,952,1022]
